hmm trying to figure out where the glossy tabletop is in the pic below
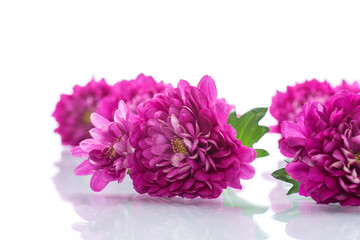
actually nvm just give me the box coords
[50,138,360,240]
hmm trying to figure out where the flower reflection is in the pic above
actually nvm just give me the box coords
[53,151,268,240]
[285,201,360,240]
[265,160,293,214]
[71,195,256,240]
[53,151,136,205]
[269,170,360,240]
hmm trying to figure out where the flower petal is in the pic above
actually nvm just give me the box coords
[114,100,129,122]
[90,172,110,192]
[71,146,88,158]
[74,160,93,176]
[90,113,110,128]
[197,75,217,102]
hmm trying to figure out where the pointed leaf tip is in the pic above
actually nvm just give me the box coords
[227,108,270,150]
[255,149,269,158]
[271,168,300,195]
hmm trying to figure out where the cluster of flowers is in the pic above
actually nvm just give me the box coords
[270,79,360,206]
[270,79,360,134]
[53,74,257,199]
[54,75,360,206]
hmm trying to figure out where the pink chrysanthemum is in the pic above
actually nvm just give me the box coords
[96,74,172,120]
[53,79,113,146]
[280,90,360,206]
[334,80,360,94]
[270,79,334,133]
[129,75,256,199]
[72,101,134,192]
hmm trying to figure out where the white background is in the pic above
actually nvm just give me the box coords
[1,1,360,239]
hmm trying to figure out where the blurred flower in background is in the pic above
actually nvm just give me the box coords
[270,79,333,133]
[53,74,171,146]
[96,74,172,120]
[270,79,360,134]
[52,79,113,146]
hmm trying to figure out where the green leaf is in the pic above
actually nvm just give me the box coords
[255,149,269,158]
[271,168,300,195]
[227,108,270,158]
[227,108,270,148]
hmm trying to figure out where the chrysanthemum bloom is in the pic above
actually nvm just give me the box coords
[53,79,113,146]
[280,90,360,206]
[334,80,360,94]
[270,79,333,133]
[96,74,172,120]
[129,75,256,199]
[72,101,134,192]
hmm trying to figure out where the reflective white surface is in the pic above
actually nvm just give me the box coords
[52,149,360,240]
[54,151,264,240]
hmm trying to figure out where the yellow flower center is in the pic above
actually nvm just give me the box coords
[171,136,188,155]
[109,147,116,156]
[106,147,117,160]
[355,153,360,165]
[83,110,92,124]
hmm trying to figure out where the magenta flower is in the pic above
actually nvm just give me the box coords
[280,90,360,206]
[334,80,360,94]
[72,101,134,192]
[96,74,172,119]
[270,79,334,133]
[129,75,256,199]
[53,79,113,146]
